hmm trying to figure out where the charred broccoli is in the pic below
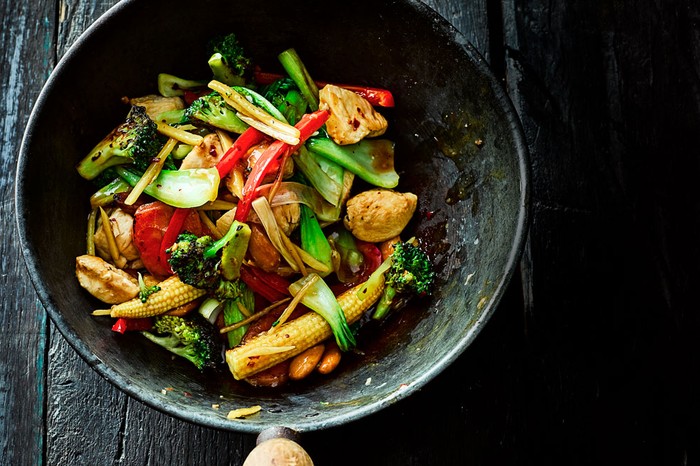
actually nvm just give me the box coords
[141,314,219,370]
[372,241,435,319]
[76,105,166,180]
[184,92,248,133]
[207,33,251,86]
[167,221,251,300]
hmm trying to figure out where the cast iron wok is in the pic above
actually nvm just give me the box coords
[15,0,529,438]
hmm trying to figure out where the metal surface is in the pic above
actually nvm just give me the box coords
[16,0,528,433]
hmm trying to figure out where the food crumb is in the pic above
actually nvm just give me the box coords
[227,405,262,420]
[212,404,220,410]
[365,377,372,386]
[475,138,484,147]
[161,389,167,395]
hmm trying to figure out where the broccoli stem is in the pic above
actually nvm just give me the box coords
[116,166,220,208]
[372,285,396,320]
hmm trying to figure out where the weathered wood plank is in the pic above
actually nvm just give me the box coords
[0,0,57,464]
[502,0,700,463]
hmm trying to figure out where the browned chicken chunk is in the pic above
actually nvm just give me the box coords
[75,255,139,304]
[180,133,224,169]
[343,189,418,242]
[319,84,388,145]
[93,208,141,269]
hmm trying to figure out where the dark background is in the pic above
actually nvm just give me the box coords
[3,0,700,464]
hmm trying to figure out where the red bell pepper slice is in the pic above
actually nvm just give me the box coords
[240,265,290,303]
[159,207,192,274]
[254,69,395,107]
[216,127,266,179]
[112,317,153,334]
[234,109,330,222]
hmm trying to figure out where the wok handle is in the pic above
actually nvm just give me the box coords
[243,426,314,465]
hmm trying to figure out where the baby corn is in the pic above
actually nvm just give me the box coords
[95,275,206,318]
[225,276,385,380]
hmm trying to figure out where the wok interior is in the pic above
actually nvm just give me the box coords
[17,0,527,432]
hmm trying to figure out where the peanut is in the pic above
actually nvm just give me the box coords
[288,344,325,380]
[317,340,342,375]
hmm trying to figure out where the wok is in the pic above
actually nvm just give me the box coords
[15,0,529,456]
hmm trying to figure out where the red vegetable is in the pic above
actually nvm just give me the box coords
[240,265,290,303]
[253,70,395,107]
[159,207,192,275]
[111,317,153,334]
[133,201,208,279]
[356,240,383,277]
[216,127,265,179]
[234,109,330,222]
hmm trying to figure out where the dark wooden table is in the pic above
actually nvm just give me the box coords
[4,0,700,464]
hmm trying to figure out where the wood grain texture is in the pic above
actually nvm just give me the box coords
[1,1,57,465]
[502,0,700,463]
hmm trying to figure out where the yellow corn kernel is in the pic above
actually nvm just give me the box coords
[106,275,206,318]
[225,276,385,380]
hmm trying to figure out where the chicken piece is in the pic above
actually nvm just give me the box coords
[180,133,224,169]
[128,94,185,121]
[94,208,140,269]
[75,255,139,304]
[319,84,388,145]
[343,189,418,243]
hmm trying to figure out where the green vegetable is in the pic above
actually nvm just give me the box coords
[306,137,399,188]
[207,33,251,86]
[278,48,319,111]
[137,272,160,303]
[262,77,308,124]
[328,227,365,283]
[184,92,248,133]
[372,241,435,319]
[231,86,288,123]
[223,284,254,348]
[115,166,219,208]
[299,205,333,277]
[167,221,251,300]
[288,273,356,351]
[157,73,207,97]
[88,177,131,208]
[293,146,347,206]
[76,106,166,180]
[141,314,219,370]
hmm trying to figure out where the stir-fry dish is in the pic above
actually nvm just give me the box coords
[75,33,435,388]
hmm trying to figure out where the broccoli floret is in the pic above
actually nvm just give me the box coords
[207,33,251,86]
[167,221,251,300]
[137,272,160,303]
[372,241,435,319]
[184,92,248,133]
[141,314,219,370]
[262,78,308,125]
[76,105,166,180]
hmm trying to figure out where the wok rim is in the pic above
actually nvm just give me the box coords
[14,0,531,434]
